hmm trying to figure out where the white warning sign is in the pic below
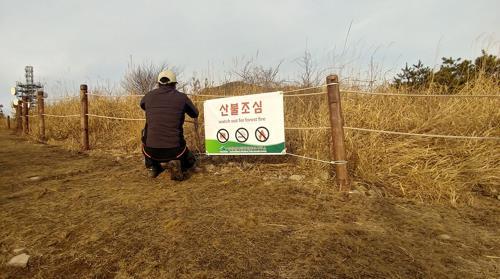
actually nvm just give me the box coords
[203,92,286,155]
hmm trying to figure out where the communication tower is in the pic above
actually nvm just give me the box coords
[12,66,44,104]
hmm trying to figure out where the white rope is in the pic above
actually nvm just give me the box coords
[88,92,226,98]
[81,83,338,99]
[25,112,500,140]
[186,93,227,98]
[86,93,113,97]
[86,93,144,97]
[47,84,498,101]
[199,151,345,164]
[344,126,500,140]
[188,82,338,97]
[85,113,197,124]
[341,78,376,83]
[43,113,80,118]
[286,126,330,130]
[287,126,500,140]
[87,114,145,121]
[341,90,500,98]
[287,153,347,165]
[284,91,327,97]
[46,96,78,101]
[282,82,338,94]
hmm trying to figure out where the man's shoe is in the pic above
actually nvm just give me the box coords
[191,166,203,173]
[168,160,184,181]
[147,167,162,178]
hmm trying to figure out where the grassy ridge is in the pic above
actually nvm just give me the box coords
[21,76,500,205]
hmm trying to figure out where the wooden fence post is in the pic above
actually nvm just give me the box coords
[326,75,350,190]
[16,100,22,133]
[80,84,89,150]
[22,96,29,135]
[37,90,46,141]
[194,118,203,154]
[7,116,11,129]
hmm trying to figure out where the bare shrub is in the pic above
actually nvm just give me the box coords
[295,49,322,87]
[122,60,183,95]
[232,56,284,88]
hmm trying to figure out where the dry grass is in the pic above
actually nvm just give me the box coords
[1,131,499,278]
[23,76,500,205]
[0,117,7,129]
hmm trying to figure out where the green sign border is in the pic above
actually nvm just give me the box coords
[205,139,286,154]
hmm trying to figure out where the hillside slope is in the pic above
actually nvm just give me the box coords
[0,129,499,278]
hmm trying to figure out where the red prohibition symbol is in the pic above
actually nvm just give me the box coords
[235,128,249,143]
[217,128,229,143]
[255,126,269,142]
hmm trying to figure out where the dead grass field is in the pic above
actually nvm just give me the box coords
[21,77,500,206]
[1,129,499,278]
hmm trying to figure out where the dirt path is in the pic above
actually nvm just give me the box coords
[0,129,499,278]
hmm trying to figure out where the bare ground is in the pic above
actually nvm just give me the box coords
[0,129,499,278]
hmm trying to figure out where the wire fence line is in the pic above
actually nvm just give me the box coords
[341,90,500,98]
[85,113,197,124]
[25,81,499,166]
[26,116,343,166]
[343,126,500,140]
[61,90,500,101]
[285,126,330,130]
[48,84,499,100]
[85,92,235,98]
[26,113,193,123]
[35,114,80,118]
[284,91,326,97]
[286,153,347,165]
[182,82,339,97]
[34,113,199,124]
[281,82,338,93]
[285,126,499,141]
[86,93,142,97]
[182,151,346,165]
[75,82,339,98]
[86,114,145,121]
[32,113,500,141]
[46,96,79,101]
[341,78,377,83]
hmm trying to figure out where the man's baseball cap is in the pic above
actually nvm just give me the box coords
[158,69,177,84]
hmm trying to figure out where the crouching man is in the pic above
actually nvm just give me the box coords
[140,69,199,181]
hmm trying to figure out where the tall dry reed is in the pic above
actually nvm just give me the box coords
[25,76,500,205]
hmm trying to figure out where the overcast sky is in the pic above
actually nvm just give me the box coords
[1,0,499,114]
